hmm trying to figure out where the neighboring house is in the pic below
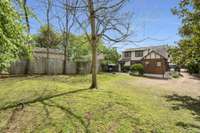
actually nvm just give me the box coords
[119,45,171,74]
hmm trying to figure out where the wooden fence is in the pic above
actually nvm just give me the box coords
[9,48,103,75]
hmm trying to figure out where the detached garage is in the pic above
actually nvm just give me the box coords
[142,50,169,74]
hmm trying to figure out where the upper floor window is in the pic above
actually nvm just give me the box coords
[135,50,143,57]
[124,51,131,57]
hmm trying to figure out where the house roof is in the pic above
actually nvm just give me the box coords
[124,45,167,51]
[124,45,169,59]
[142,50,167,60]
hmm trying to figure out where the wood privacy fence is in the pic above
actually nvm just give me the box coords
[9,48,103,75]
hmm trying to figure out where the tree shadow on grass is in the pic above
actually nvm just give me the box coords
[0,88,89,111]
[165,94,200,130]
[0,88,90,133]
[0,88,141,133]
[41,100,91,133]
[188,74,200,81]
[165,94,200,119]
[176,122,200,130]
[34,100,135,133]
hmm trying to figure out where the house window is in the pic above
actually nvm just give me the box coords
[125,61,131,66]
[124,51,131,57]
[145,61,149,65]
[157,62,161,67]
[135,50,143,57]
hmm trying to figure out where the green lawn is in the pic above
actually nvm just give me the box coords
[0,73,199,133]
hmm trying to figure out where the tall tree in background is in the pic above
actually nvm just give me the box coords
[35,25,61,48]
[15,0,30,32]
[16,0,31,74]
[68,0,131,89]
[0,0,30,72]
[68,35,91,61]
[15,0,41,74]
[22,0,30,32]
[43,0,53,74]
[22,0,31,74]
[99,46,120,65]
[56,0,77,74]
[170,0,200,73]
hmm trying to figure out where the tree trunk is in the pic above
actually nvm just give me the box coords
[88,0,98,89]
[46,47,49,74]
[63,45,67,74]
[23,0,31,75]
[63,0,69,74]
[90,44,97,89]
[23,0,30,33]
[46,0,51,75]
[24,60,30,74]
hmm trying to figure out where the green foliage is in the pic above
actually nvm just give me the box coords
[34,25,61,48]
[187,62,200,74]
[171,0,200,74]
[14,0,41,32]
[122,66,130,72]
[99,45,120,65]
[68,35,120,64]
[68,35,91,62]
[33,28,120,64]
[169,71,180,78]
[59,34,120,64]
[130,64,144,75]
[33,32,90,62]
[0,0,30,72]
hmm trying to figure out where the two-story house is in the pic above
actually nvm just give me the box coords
[119,45,170,74]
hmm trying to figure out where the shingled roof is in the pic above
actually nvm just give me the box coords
[124,45,169,59]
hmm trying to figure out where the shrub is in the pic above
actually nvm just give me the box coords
[130,64,144,75]
[172,72,180,78]
[122,66,130,72]
[187,63,200,74]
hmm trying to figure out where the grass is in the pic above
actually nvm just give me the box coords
[0,73,199,133]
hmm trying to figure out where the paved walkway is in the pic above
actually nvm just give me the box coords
[143,73,165,79]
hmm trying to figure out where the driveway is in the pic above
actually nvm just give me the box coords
[134,72,200,97]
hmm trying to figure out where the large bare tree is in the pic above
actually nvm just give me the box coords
[67,0,131,89]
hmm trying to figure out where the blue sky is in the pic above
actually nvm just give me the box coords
[124,0,181,49]
[28,0,181,51]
